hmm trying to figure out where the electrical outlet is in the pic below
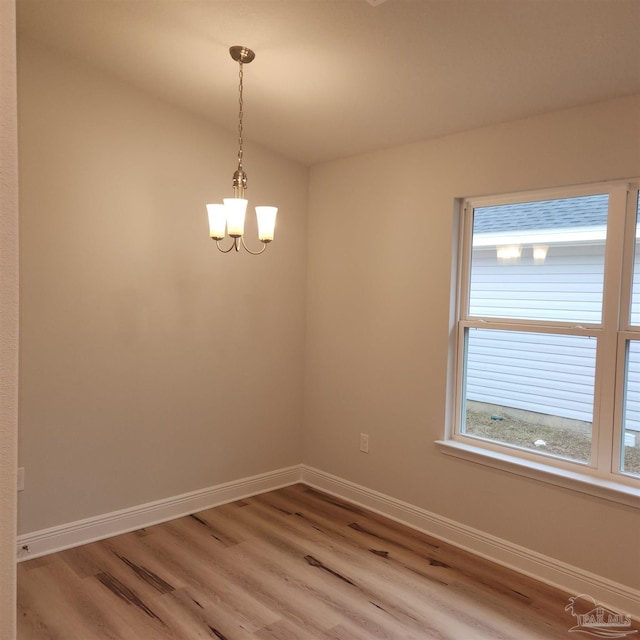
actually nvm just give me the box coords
[17,467,24,492]
[360,433,369,453]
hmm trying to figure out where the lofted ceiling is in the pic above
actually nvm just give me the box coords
[16,0,640,166]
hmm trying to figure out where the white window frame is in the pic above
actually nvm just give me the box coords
[437,179,640,509]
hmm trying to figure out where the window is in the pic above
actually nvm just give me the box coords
[441,180,640,504]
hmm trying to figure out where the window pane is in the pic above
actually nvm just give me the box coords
[462,328,594,463]
[469,194,608,323]
[622,340,640,476]
[630,194,640,326]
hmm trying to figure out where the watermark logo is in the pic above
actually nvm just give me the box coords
[565,594,637,638]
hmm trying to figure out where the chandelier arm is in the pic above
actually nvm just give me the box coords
[214,238,237,253]
[240,237,268,255]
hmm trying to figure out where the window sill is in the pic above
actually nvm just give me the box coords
[435,439,640,509]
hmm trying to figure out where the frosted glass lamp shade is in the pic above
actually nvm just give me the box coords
[224,198,248,237]
[206,203,227,240]
[256,206,278,242]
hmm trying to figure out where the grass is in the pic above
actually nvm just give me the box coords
[465,410,640,475]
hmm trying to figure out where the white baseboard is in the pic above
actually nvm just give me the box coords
[17,462,639,619]
[300,465,640,619]
[17,465,303,562]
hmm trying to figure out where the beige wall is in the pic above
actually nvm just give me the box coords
[0,2,18,637]
[305,95,640,589]
[17,38,308,534]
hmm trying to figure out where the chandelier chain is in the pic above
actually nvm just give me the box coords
[237,61,244,170]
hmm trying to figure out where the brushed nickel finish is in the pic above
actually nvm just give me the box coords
[229,46,255,64]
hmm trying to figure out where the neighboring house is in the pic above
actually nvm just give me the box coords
[466,194,640,442]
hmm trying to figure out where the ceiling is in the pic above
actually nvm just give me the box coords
[16,0,640,166]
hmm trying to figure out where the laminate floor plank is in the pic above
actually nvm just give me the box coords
[143,526,282,633]
[18,557,142,640]
[225,536,423,640]
[151,587,257,640]
[17,484,640,639]
[251,486,572,638]
[239,493,516,635]
[236,493,551,640]
[223,505,455,638]
[197,537,348,637]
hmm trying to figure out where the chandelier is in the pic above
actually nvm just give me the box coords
[206,46,277,254]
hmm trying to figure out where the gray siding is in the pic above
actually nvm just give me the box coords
[466,329,596,422]
[626,342,640,434]
[466,243,640,433]
[469,244,605,324]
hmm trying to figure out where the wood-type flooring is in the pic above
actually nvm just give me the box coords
[17,484,638,639]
